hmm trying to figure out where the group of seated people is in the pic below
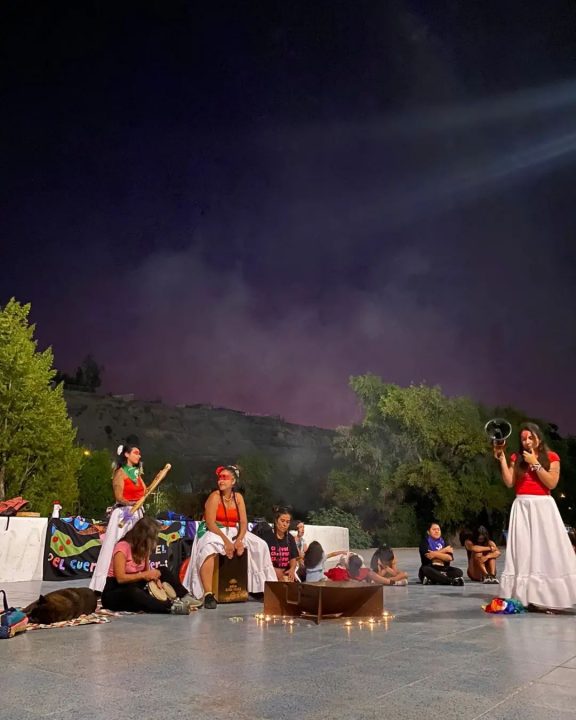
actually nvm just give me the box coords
[99,464,501,615]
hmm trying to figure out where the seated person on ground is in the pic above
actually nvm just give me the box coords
[301,541,348,582]
[263,506,300,582]
[328,553,407,585]
[347,553,408,585]
[370,546,409,586]
[419,522,464,586]
[101,516,200,614]
[460,526,500,584]
[294,520,308,562]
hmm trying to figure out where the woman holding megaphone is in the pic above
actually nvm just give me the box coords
[493,421,576,611]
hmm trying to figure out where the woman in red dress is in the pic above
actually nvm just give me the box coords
[90,436,147,593]
[497,422,576,610]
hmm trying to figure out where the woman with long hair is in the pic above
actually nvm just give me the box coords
[264,507,300,582]
[183,465,276,609]
[101,516,197,614]
[90,436,147,593]
[496,422,576,610]
[460,526,500,584]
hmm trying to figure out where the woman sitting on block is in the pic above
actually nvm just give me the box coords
[183,465,276,609]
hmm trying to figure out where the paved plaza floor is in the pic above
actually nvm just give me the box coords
[2,548,576,720]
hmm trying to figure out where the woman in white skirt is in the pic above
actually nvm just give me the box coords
[89,436,146,593]
[183,465,276,609]
[496,422,576,610]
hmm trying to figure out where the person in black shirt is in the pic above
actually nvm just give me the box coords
[264,506,299,581]
[419,522,464,586]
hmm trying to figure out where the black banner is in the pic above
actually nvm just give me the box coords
[43,517,195,581]
[43,517,103,581]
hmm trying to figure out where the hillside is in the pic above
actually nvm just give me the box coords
[64,391,337,512]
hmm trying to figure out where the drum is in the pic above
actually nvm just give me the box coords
[146,581,177,603]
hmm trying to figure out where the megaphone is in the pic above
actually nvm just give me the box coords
[484,418,512,448]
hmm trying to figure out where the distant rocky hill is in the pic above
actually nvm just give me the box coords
[64,391,338,512]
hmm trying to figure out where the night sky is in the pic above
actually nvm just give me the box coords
[2,2,576,432]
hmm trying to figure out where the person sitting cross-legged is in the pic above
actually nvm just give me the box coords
[419,522,464,586]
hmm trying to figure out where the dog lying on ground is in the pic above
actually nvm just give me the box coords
[23,587,98,624]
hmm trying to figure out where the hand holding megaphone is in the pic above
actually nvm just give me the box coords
[484,419,512,460]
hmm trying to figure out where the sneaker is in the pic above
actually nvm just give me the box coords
[422,576,432,585]
[203,592,218,610]
[451,577,464,587]
[390,578,408,586]
[170,599,190,615]
[482,575,491,584]
[489,575,499,584]
[181,593,203,609]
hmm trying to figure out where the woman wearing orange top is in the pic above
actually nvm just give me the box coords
[183,465,276,609]
[497,422,576,610]
[90,436,147,593]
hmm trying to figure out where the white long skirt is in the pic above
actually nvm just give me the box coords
[89,507,144,592]
[501,495,576,609]
[183,526,277,599]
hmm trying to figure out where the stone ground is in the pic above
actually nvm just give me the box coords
[2,548,576,720]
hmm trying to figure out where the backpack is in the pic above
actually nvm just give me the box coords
[0,590,29,639]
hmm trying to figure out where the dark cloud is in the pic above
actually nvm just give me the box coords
[2,2,576,432]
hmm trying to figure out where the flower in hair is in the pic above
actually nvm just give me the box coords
[117,445,124,456]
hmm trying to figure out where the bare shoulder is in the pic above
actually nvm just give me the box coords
[205,491,220,506]
[112,468,124,483]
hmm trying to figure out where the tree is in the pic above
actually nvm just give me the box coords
[77,449,112,519]
[328,375,510,538]
[236,453,275,519]
[55,354,103,392]
[0,298,80,514]
[76,355,103,391]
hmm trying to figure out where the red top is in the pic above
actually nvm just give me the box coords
[511,451,560,496]
[121,471,146,503]
[215,499,239,526]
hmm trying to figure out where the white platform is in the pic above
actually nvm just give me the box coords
[0,517,48,582]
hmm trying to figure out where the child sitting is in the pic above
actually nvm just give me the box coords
[369,546,408,586]
[324,552,407,585]
[302,541,348,582]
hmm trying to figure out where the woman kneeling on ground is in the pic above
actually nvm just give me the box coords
[101,516,199,614]
[183,465,277,608]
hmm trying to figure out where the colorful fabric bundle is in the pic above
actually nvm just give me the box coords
[482,597,526,614]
